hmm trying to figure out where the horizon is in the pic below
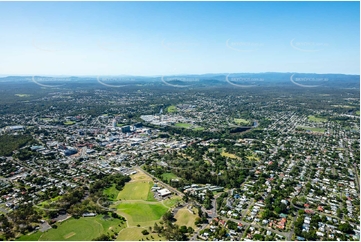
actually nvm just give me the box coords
[0,1,359,75]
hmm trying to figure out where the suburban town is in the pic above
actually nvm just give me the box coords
[0,81,359,241]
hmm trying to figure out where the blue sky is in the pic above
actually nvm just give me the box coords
[0,1,359,76]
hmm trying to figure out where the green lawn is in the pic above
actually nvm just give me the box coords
[16,231,43,241]
[103,184,120,201]
[117,181,153,201]
[161,172,178,181]
[63,121,75,125]
[167,105,177,113]
[174,123,191,128]
[298,126,326,133]
[15,94,31,97]
[163,196,181,208]
[117,202,168,226]
[308,115,327,122]
[192,127,204,131]
[174,208,199,229]
[234,118,251,125]
[39,216,125,241]
[116,227,165,241]
[356,111,360,116]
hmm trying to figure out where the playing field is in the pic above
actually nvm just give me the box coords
[39,216,125,241]
[221,149,239,159]
[192,127,205,131]
[161,172,178,181]
[174,123,191,128]
[298,126,326,133]
[234,118,250,125]
[15,94,31,97]
[167,105,177,113]
[174,208,199,229]
[116,227,165,241]
[63,121,75,125]
[117,202,168,226]
[16,231,42,241]
[163,196,181,208]
[117,181,154,201]
[356,111,360,115]
[307,115,327,122]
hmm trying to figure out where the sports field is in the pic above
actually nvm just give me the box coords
[116,227,165,241]
[117,202,168,225]
[174,208,199,229]
[234,118,250,125]
[356,111,360,115]
[174,123,191,128]
[167,105,177,113]
[161,172,178,181]
[117,181,154,201]
[298,126,326,133]
[307,115,327,122]
[38,215,125,241]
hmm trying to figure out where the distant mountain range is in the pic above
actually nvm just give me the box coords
[0,73,359,88]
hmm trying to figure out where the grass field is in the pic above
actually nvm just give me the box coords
[63,121,75,125]
[16,231,43,241]
[298,126,326,133]
[103,184,119,201]
[161,172,178,181]
[356,111,360,115]
[117,181,154,201]
[116,227,165,241]
[308,115,327,122]
[15,94,31,97]
[331,105,355,108]
[163,196,181,208]
[175,208,199,229]
[174,123,192,128]
[221,149,239,159]
[117,202,168,225]
[234,118,251,125]
[39,215,125,241]
[167,105,177,113]
[192,127,204,131]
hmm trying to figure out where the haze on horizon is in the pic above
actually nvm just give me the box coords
[0,1,359,76]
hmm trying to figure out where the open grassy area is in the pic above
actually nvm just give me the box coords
[16,231,43,241]
[221,149,239,159]
[174,208,199,229]
[63,121,75,125]
[298,126,326,133]
[117,202,168,226]
[161,172,178,181]
[15,94,31,97]
[116,227,165,241]
[356,111,360,116]
[163,196,181,208]
[234,118,251,125]
[167,105,177,113]
[174,122,192,128]
[39,215,125,241]
[192,127,204,131]
[117,181,154,201]
[308,115,327,122]
[103,184,120,201]
[331,105,355,108]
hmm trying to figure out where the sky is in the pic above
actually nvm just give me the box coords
[0,1,359,76]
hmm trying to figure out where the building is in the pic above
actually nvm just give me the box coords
[121,125,131,133]
[158,188,171,197]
